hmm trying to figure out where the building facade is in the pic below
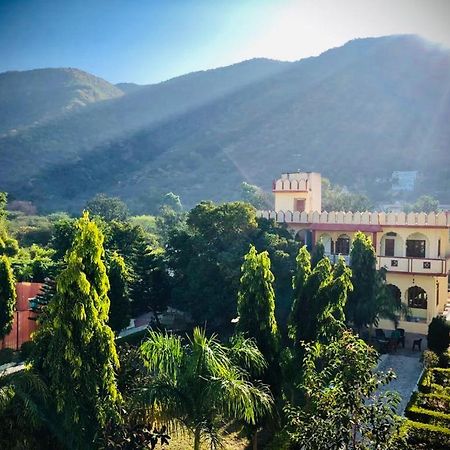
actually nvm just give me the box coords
[260,172,450,334]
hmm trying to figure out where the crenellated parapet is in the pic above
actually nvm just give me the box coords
[257,210,450,227]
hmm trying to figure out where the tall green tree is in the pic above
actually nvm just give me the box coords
[0,254,16,340]
[289,247,352,346]
[345,231,390,331]
[33,212,121,448]
[139,328,273,450]
[131,243,171,321]
[237,245,279,363]
[107,251,131,333]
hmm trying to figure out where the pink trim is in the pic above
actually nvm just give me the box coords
[311,224,383,232]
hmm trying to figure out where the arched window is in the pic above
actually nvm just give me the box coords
[407,286,427,309]
[335,234,350,255]
[295,229,311,248]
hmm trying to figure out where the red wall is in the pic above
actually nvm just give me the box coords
[1,282,42,350]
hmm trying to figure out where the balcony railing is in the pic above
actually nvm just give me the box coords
[377,256,447,275]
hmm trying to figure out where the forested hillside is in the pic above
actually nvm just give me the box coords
[0,68,123,134]
[1,35,449,213]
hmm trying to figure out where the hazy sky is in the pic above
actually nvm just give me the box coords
[1,0,449,84]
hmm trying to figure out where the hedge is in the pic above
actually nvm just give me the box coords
[399,420,450,450]
[405,405,450,429]
[414,392,450,414]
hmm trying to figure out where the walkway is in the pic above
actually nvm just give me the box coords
[377,351,423,414]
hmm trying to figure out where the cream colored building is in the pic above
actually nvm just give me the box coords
[260,172,450,334]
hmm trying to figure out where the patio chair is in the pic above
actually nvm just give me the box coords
[397,328,405,348]
[412,338,422,351]
[375,329,386,340]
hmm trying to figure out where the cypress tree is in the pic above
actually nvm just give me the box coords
[107,251,131,333]
[237,245,279,362]
[345,231,378,330]
[33,212,121,447]
[0,255,16,340]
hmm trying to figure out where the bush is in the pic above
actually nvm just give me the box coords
[399,420,450,450]
[422,350,440,368]
[20,340,35,361]
[0,347,15,365]
[415,393,450,414]
[405,405,450,429]
[428,316,450,355]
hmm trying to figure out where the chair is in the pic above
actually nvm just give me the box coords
[412,338,422,351]
[397,328,405,348]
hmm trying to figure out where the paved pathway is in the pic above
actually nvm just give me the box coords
[377,352,423,414]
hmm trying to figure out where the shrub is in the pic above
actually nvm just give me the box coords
[399,420,450,450]
[405,405,450,429]
[0,347,15,365]
[422,350,440,368]
[428,316,450,354]
[20,340,35,361]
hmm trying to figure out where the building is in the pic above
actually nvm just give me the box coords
[1,282,42,350]
[259,171,450,334]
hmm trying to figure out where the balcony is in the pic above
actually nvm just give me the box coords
[377,256,447,275]
[324,253,350,265]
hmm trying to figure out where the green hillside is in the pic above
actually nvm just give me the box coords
[1,36,449,213]
[0,68,123,134]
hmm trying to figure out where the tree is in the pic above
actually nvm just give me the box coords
[167,201,258,328]
[237,245,279,363]
[427,316,450,355]
[241,182,273,210]
[284,331,402,449]
[289,247,352,346]
[139,328,273,450]
[131,243,171,322]
[322,178,373,212]
[403,195,440,213]
[311,240,325,268]
[345,232,378,330]
[85,193,129,222]
[107,251,131,333]
[0,255,16,340]
[33,212,121,448]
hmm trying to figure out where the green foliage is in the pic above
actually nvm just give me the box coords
[237,245,279,362]
[139,327,273,450]
[0,369,59,450]
[50,217,77,261]
[32,212,121,447]
[86,193,129,222]
[403,195,440,213]
[289,246,352,346]
[131,243,171,320]
[107,251,131,333]
[0,255,16,339]
[0,347,15,365]
[11,244,58,282]
[20,340,36,362]
[322,178,373,212]
[284,331,402,449]
[422,350,440,369]
[395,420,450,450]
[240,182,273,209]
[428,316,450,355]
[167,201,258,328]
[310,240,325,268]
[129,215,158,235]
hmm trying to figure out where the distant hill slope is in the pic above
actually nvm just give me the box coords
[1,36,449,213]
[0,68,123,134]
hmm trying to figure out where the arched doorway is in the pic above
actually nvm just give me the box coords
[406,286,427,309]
[295,229,313,250]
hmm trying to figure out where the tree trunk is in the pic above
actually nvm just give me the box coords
[194,428,201,450]
[252,430,258,450]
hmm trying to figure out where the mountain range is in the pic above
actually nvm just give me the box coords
[0,35,449,213]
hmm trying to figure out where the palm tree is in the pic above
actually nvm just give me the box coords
[138,328,273,450]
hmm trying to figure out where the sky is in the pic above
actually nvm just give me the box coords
[1,0,450,84]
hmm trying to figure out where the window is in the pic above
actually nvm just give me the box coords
[406,240,425,258]
[294,199,305,212]
[335,235,350,255]
[385,238,395,256]
[407,286,427,309]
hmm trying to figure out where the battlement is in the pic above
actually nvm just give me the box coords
[257,210,450,227]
